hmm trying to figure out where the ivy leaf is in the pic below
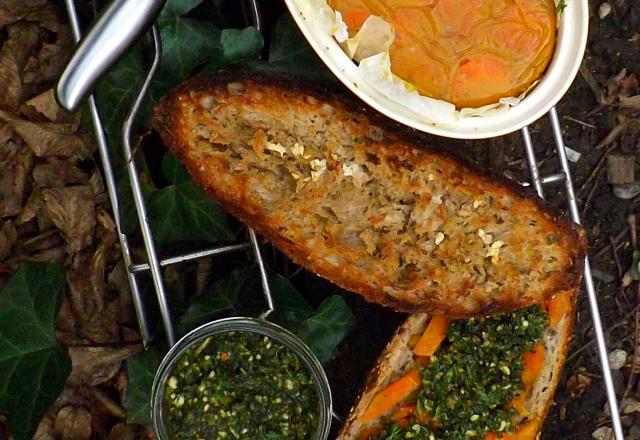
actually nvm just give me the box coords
[94,45,144,169]
[267,273,354,363]
[125,344,166,425]
[299,296,356,363]
[268,272,314,328]
[148,180,234,245]
[159,0,205,19]
[161,152,191,184]
[151,18,222,106]
[180,264,255,331]
[221,28,264,61]
[265,14,335,83]
[0,262,71,440]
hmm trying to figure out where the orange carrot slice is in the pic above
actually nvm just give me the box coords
[414,315,449,357]
[341,8,371,29]
[362,370,422,422]
[547,291,572,327]
[507,391,529,417]
[513,420,538,439]
[522,343,545,388]
[390,404,416,422]
[359,427,381,440]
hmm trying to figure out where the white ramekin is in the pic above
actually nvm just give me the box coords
[284,0,589,139]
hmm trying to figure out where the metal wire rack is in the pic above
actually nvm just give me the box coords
[61,0,624,438]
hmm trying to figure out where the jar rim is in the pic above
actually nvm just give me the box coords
[151,317,333,440]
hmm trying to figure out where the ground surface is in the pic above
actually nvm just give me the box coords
[0,0,639,439]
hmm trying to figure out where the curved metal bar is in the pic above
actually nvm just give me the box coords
[61,0,152,344]
[121,25,176,347]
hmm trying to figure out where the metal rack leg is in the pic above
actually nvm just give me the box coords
[122,26,176,347]
[549,107,624,440]
[62,0,152,343]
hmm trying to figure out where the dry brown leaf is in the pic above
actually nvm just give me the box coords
[1,140,34,217]
[0,22,44,110]
[68,345,142,387]
[620,95,640,109]
[24,89,63,121]
[33,414,55,440]
[109,423,143,440]
[11,118,93,159]
[0,0,47,28]
[566,372,593,398]
[23,2,63,33]
[24,36,73,85]
[43,186,95,255]
[54,406,92,440]
[90,231,117,307]
[16,187,43,224]
[0,220,16,261]
[33,159,88,188]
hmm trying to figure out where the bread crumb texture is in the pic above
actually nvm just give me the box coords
[151,74,586,318]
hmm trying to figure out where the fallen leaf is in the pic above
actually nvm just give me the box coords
[24,89,63,121]
[10,118,93,159]
[620,95,640,109]
[108,423,143,440]
[0,0,47,28]
[54,406,91,440]
[32,415,55,440]
[0,23,43,110]
[33,159,88,188]
[621,397,640,414]
[0,220,16,261]
[16,187,43,225]
[566,372,592,398]
[68,345,142,387]
[1,140,34,217]
[43,186,95,255]
[23,36,73,85]
[592,427,613,440]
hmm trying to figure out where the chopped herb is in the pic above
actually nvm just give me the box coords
[373,307,547,440]
[164,331,319,439]
[556,0,567,13]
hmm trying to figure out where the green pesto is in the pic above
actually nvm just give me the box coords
[164,331,319,439]
[374,307,548,440]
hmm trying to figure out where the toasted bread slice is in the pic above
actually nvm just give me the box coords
[337,289,577,439]
[151,73,586,318]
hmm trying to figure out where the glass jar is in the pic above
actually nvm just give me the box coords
[151,317,333,439]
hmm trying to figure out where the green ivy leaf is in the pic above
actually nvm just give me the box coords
[125,344,166,425]
[264,14,335,83]
[221,27,264,61]
[299,296,356,363]
[160,0,205,19]
[0,263,71,440]
[268,272,314,328]
[161,152,191,184]
[94,45,144,169]
[151,18,222,104]
[180,264,255,331]
[148,180,234,245]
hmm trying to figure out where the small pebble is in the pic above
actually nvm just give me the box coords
[598,2,612,19]
[608,349,627,370]
[592,427,613,440]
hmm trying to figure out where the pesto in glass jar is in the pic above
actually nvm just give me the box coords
[163,331,320,439]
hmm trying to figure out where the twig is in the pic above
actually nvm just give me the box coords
[564,115,597,129]
[581,166,605,218]
[628,214,637,250]
[578,143,617,197]
[593,229,630,259]
[610,236,624,279]
[579,59,605,105]
[91,387,126,419]
[596,121,628,149]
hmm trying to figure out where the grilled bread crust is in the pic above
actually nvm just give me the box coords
[151,73,586,318]
[337,288,577,439]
